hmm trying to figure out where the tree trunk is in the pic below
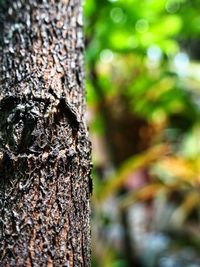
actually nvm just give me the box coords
[0,0,91,266]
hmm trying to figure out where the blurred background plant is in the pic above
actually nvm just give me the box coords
[84,0,200,266]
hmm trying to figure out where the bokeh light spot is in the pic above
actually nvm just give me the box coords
[100,49,114,63]
[165,0,180,14]
[135,19,149,33]
[110,7,125,23]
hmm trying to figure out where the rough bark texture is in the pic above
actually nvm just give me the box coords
[0,0,91,266]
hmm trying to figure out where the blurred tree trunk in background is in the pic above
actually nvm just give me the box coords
[91,64,148,267]
[0,0,91,265]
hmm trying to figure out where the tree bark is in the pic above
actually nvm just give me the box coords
[0,0,91,266]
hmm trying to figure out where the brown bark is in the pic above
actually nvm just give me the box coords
[0,0,91,266]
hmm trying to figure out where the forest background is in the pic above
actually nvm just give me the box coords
[84,0,200,266]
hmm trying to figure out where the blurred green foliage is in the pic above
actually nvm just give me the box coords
[84,0,200,266]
